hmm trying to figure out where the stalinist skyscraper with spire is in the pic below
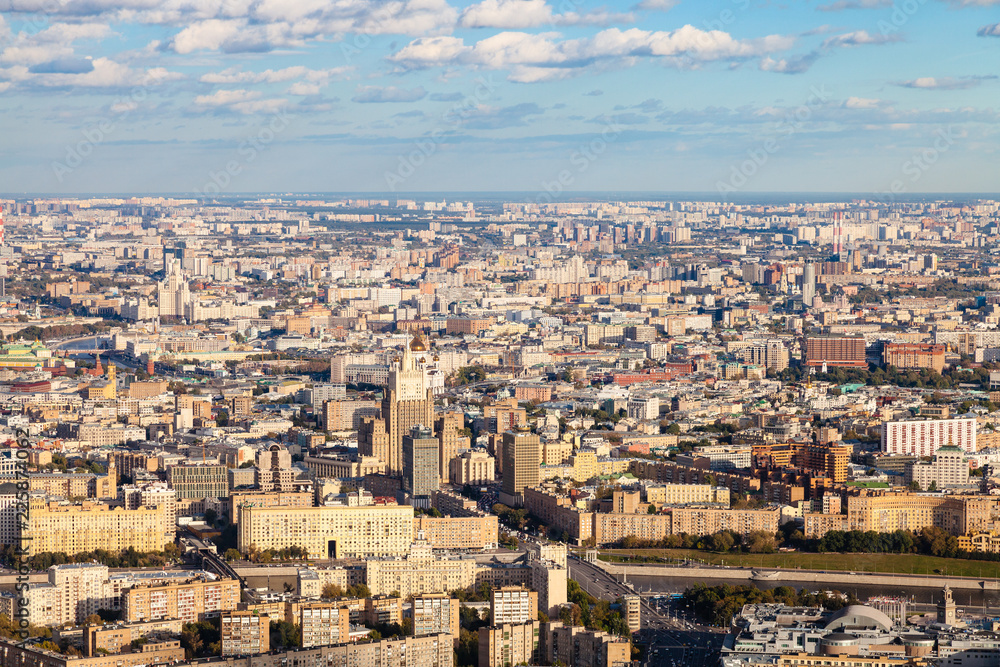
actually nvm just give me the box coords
[362,335,434,476]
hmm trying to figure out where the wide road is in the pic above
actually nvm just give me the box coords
[569,557,726,667]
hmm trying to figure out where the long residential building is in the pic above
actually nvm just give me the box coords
[238,503,414,559]
[524,485,780,546]
[364,545,478,598]
[0,638,185,667]
[670,507,781,537]
[804,490,1000,538]
[881,417,977,456]
[22,500,169,556]
[149,634,454,667]
[121,578,241,623]
[413,514,498,551]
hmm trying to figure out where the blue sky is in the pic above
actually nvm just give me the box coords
[0,0,998,194]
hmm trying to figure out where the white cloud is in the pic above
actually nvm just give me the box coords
[195,88,260,105]
[170,19,246,54]
[389,26,795,81]
[978,23,1000,37]
[31,57,180,88]
[0,22,114,67]
[158,0,458,53]
[843,96,882,109]
[193,88,286,113]
[897,76,994,90]
[459,0,630,29]
[460,0,558,28]
[822,30,899,48]
[759,52,820,74]
[288,81,320,95]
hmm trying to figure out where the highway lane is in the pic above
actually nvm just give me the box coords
[569,557,726,667]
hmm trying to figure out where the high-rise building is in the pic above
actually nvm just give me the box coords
[255,444,297,492]
[156,262,191,320]
[434,410,465,482]
[381,337,434,476]
[478,621,540,667]
[802,262,816,307]
[805,335,866,369]
[746,341,790,372]
[412,594,460,644]
[906,445,970,491]
[490,586,537,625]
[500,430,540,507]
[221,612,270,655]
[403,424,439,508]
[540,622,631,667]
[121,578,241,622]
[167,464,229,500]
[449,450,495,486]
[881,417,977,456]
[121,481,177,545]
[300,603,350,648]
[623,594,641,633]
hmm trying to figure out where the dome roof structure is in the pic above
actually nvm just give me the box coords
[824,606,894,633]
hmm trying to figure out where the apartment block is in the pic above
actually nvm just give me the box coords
[221,612,270,656]
[449,450,495,486]
[490,586,537,625]
[121,578,241,623]
[644,483,730,506]
[670,507,781,537]
[0,638,184,667]
[23,500,169,556]
[167,464,229,500]
[478,621,540,667]
[804,335,866,368]
[412,594,460,644]
[883,342,945,373]
[413,514,498,551]
[238,503,414,559]
[540,622,631,667]
[881,417,977,456]
[299,603,351,648]
[363,595,403,627]
[140,634,455,667]
[364,547,478,597]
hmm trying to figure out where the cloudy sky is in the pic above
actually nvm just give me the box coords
[1,0,998,195]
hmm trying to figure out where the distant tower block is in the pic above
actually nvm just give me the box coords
[0,204,5,247]
[147,358,155,376]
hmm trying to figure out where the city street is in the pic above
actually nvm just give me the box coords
[568,557,726,667]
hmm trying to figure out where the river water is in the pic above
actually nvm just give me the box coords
[625,573,1000,611]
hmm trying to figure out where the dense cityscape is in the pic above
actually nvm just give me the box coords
[0,196,996,667]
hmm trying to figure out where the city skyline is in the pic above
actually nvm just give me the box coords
[0,0,998,194]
